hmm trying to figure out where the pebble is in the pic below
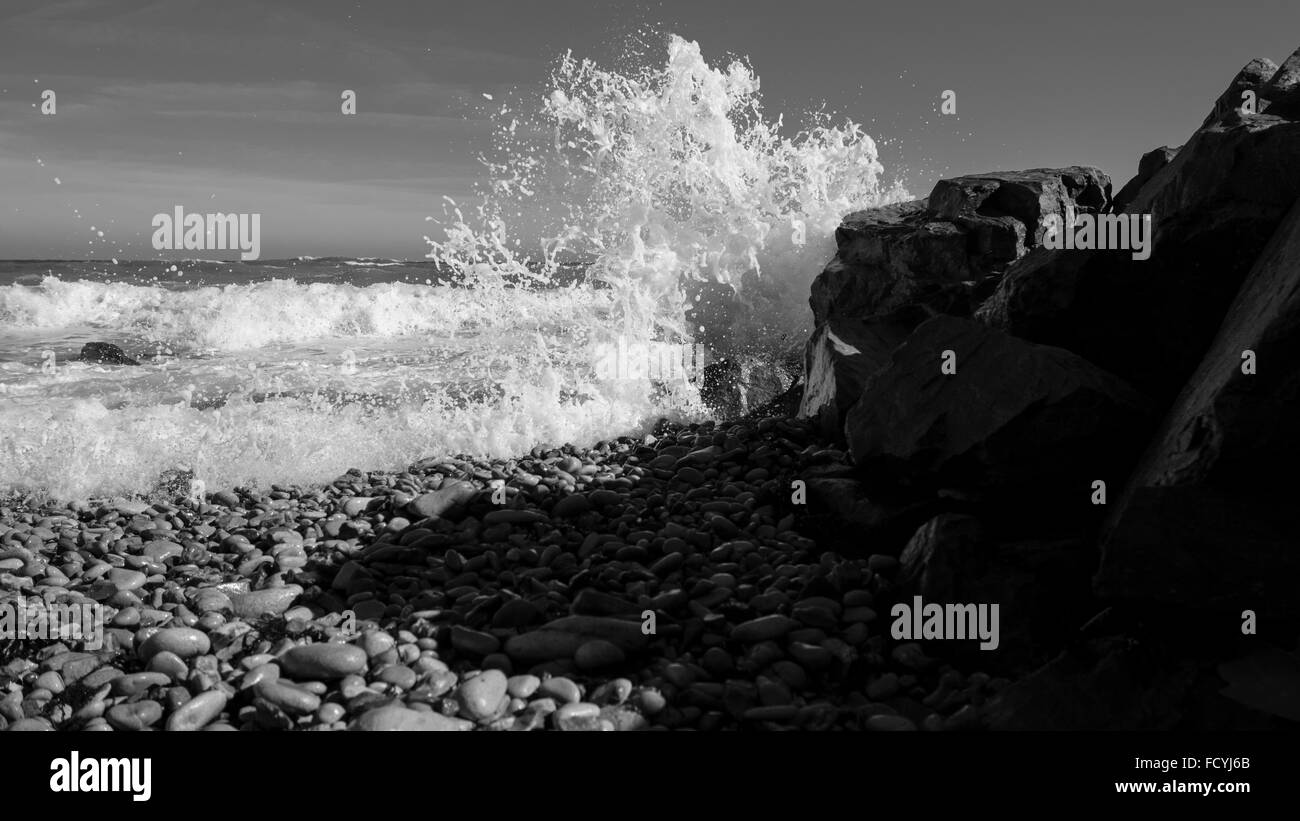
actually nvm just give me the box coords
[113,672,172,697]
[866,714,918,731]
[575,639,624,671]
[229,585,303,619]
[280,643,367,680]
[553,702,602,731]
[507,674,541,699]
[138,627,210,661]
[456,670,508,722]
[255,679,322,714]
[106,700,163,731]
[731,615,800,644]
[450,625,500,656]
[353,705,470,731]
[166,690,227,731]
[538,676,582,704]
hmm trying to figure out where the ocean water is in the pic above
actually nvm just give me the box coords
[0,35,908,500]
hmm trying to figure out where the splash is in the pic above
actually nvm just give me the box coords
[429,34,909,384]
[0,34,911,501]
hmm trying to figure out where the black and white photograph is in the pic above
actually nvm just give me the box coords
[1,0,1296,803]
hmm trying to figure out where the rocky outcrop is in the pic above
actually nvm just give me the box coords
[1111,145,1179,213]
[797,306,926,440]
[810,168,1109,326]
[803,168,1110,433]
[1200,57,1277,127]
[895,514,1095,674]
[977,99,1300,403]
[1095,197,1300,616]
[843,316,1152,513]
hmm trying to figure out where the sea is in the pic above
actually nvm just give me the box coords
[0,36,909,500]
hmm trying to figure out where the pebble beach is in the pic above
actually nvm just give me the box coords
[0,416,999,732]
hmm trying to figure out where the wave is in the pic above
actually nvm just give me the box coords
[0,276,608,352]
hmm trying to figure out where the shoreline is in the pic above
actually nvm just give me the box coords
[0,413,1000,731]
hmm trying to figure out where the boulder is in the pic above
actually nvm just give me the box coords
[1112,145,1179,213]
[1263,47,1300,117]
[797,306,927,440]
[1096,198,1300,616]
[844,316,1152,518]
[896,514,1095,674]
[1199,57,1277,127]
[978,94,1300,403]
[926,167,1110,247]
[809,168,1109,326]
[79,342,139,366]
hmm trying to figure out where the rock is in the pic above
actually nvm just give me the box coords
[254,679,322,715]
[408,481,477,520]
[571,588,643,617]
[866,714,918,731]
[798,308,926,441]
[279,643,367,680]
[507,674,541,699]
[457,670,508,722]
[165,690,226,731]
[105,700,163,731]
[540,615,649,651]
[351,705,470,731]
[845,316,1152,516]
[927,167,1110,248]
[898,515,1094,672]
[229,585,302,619]
[450,625,500,656]
[810,169,1109,327]
[481,509,549,526]
[978,81,1300,403]
[1097,198,1300,615]
[983,637,1197,730]
[551,494,591,518]
[1200,57,1278,127]
[898,514,987,597]
[112,672,171,697]
[106,568,146,592]
[504,630,586,664]
[731,615,800,644]
[138,627,210,662]
[809,200,977,324]
[1264,47,1300,117]
[79,342,139,366]
[575,639,625,671]
[1112,145,1180,213]
[553,702,602,731]
[538,676,582,704]
[491,598,541,628]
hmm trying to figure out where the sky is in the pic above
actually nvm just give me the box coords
[1,0,1298,260]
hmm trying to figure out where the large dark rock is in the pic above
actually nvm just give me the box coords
[1095,198,1300,616]
[978,91,1300,403]
[797,306,927,440]
[895,513,1095,674]
[79,342,139,366]
[810,169,1110,326]
[844,316,1152,518]
[926,167,1110,247]
[1200,57,1277,127]
[1112,145,1179,213]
